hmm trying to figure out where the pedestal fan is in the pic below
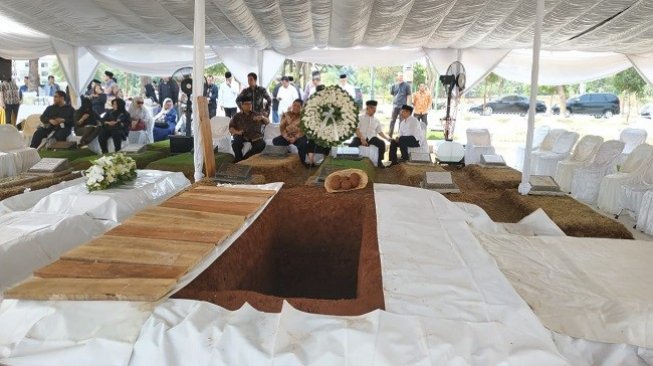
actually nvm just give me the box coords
[436,61,466,164]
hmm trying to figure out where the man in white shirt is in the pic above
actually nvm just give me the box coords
[276,76,299,117]
[218,71,239,118]
[338,74,356,99]
[349,100,390,168]
[388,104,421,165]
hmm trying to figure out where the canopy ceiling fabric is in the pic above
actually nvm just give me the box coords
[1,0,653,54]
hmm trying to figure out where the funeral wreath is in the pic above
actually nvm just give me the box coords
[85,153,137,191]
[300,85,359,147]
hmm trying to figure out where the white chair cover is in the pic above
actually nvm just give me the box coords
[532,131,579,176]
[636,190,653,235]
[0,124,41,172]
[210,116,233,154]
[514,125,550,170]
[407,121,429,156]
[554,135,604,192]
[128,130,149,145]
[617,155,653,218]
[571,140,625,204]
[358,145,379,167]
[597,144,653,214]
[86,135,113,155]
[0,152,18,178]
[518,128,566,172]
[464,128,496,165]
[263,123,280,145]
[620,128,647,155]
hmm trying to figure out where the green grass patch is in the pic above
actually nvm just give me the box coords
[70,150,169,171]
[39,148,97,161]
[318,156,376,182]
[427,131,445,140]
[146,152,234,178]
[146,140,171,152]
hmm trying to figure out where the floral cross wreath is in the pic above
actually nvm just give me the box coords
[300,85,359,147]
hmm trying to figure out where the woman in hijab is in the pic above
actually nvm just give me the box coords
[152,97,177,141]
[127,96,154,143]
[74,97,101,147]
[98,97,130,153]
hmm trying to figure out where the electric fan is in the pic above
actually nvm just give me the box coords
[435,61,466,165]
[438,61,466,141]
[170,67,207,137]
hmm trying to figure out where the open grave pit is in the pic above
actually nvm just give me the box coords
[174,185,385,316]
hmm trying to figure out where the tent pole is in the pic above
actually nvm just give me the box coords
[518,0,544,195]
[370,67,375,100]
[192,0,206,182]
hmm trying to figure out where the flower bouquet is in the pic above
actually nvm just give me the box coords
[85,153,137,191]
[300,85,359,147]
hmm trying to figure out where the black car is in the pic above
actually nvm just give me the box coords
[469,95,547,116]
[551,93,620,118]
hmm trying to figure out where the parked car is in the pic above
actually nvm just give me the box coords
[468,95,547,116]
[551,93,620,118]
[640,103,653,119]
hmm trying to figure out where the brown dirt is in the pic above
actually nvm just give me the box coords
[464,165,522,190]
[174,185,385,316]
[237,154,304,183]
[397,163,447,186]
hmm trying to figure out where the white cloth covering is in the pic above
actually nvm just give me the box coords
[532,131,579,177]
[0,125,41,173]
[597,144,653,215]
[554,135,604,193]
[29,170,190,223]
[515,124,550,170]
[637,190,653,236]
[0,177,86,215]
[0,212,109,291]
[475,231,653,349]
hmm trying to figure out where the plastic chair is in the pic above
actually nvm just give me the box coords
[532,131,579,176]
[464,128,495,165]
[571,140,625,204]
[20,114,42,146]
[514,125,551,170]
[597,143,653,215]
[554,135,603,192]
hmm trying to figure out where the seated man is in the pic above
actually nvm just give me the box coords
[388,104,421,165]
[273,98,308,166]
[229,96,269,162]
[349,100,390,168]
[30,90,75,148]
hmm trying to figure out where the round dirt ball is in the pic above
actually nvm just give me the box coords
[349,173,361,187]
[329,178,342,190]
[340,178,352,190]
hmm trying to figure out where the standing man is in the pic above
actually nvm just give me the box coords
[236,72,271,117]
[338,74,356,99]
[229,96,269,162]
[19,76,29,100]
[412,83,432,124]
[101,71,116,95]
[288,76,302,101]
[30,90,74,148]
[270,77,282,123]
[218,71,239,118]
[303,71,321,100]
[158,77,179,106]
[43,75,61,97]
[389,73,411,138]
[206,75,219,118]
[1,78,21,125]
[276,76,299,117]
[349,100,391,168]
[388,105,421,166]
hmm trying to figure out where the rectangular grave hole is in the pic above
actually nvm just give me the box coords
[175,186,384,315]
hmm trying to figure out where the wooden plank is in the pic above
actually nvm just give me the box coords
[125,213,242,234]
[178,191,268,205]
[135,206,245,231]
[191,185,277,198]
[36,259,188,279]
[5,277,176,301]
[160,197,261,217]
[106,222,232,245]
[63,236,215,267]
[197,96,216,178]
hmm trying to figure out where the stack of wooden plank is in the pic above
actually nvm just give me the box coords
[4,185,276,302]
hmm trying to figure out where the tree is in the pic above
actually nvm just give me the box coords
[204,63,228,79]
[412,62,427,89]
[612,67,647,121]
[483,73,501,105]
[28,59,40,93]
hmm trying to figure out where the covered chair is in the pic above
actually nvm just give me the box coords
[571,140,625,204]
[0,124,41,173]
[597,143,653,215]
[618,128,647,163]
[554,135,604,192]
[20,114,42,146]
[210,116,233,154]
[464,128,495,165]
[532,131,579,176]
[514,125,550,170]
[407,121,429,156]
[617,157,653,219]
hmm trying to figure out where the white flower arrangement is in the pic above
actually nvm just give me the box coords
[301,85,359,147]
[85,153,137,191]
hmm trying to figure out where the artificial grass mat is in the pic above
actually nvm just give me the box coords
[39,148,97,161]
[70,150,169,170]
[146,152,235,179]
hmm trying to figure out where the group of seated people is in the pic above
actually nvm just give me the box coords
[229,94,423,167]
[29,90,162,153]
